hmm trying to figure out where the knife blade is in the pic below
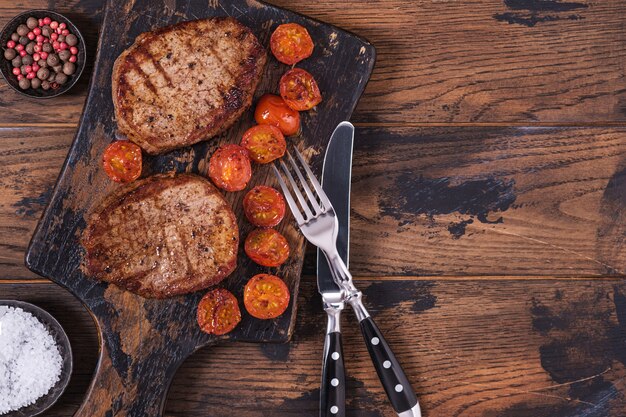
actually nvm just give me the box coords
[317,121,354,417]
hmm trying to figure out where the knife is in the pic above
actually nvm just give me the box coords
[317,121,354,417]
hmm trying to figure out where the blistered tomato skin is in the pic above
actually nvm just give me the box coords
[208,144,252,192]
[255,94,300,136]
[241,125,286,164]
[243,186,286,227]
[102,141,143,183]
[197,288,241,335]
[280,68,322,111]
[244,274,290,319]
[270,23,314,65]
[245,228,290,267]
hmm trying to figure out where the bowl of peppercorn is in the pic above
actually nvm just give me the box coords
[0,10,86,98]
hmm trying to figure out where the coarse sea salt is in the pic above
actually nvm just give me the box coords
[0,305,63,414]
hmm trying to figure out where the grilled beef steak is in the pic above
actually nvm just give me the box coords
[112,17,267,155]
[82,173,239,298]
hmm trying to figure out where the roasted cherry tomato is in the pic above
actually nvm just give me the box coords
[244,228,290,267]
[243,186,286,227]
[244,274,290,319]
[280,68,322,111]
[241,125,286,164]
[270,23,314,65]
[102,141,142,183]
[255,94,300,136]
[197,288,241,336]
[209,144,252,192]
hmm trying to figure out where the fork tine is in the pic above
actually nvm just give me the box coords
[293,148,333,210]
[279,159,315,220]
[272,164,306,225]
[286,150,322,215]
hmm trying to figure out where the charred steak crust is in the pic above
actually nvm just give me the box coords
[112,17,267,155]
[82,173,239,298]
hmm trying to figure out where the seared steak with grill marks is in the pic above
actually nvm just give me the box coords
[82,173,238,298]
[112,17,267,155]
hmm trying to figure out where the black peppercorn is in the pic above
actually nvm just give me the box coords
[58,50,71,61]
[37,67,50,80]
[55,72,68,85]
[41,80,50,90]
[26,17,38,30]
[11,56,22,68]
[42,26,52,37]
[30,77,41,89]
[4,48,16,60]
[62,62,76,75]
[16,24,29,37]
[46,54,60,66]
[21,55,33,66]
[11,33,19,42]
[25,42,35,55]
[18,36,29,46]
[18,77,30,89]
[65,34,78,47]
[42,43,53,53]
[37,59,47,68]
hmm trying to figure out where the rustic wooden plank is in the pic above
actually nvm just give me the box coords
[0,127,75,280]
[350,126,626,277]
[2,277,625,416]
[3,126,624,281]
[3,0,626,125]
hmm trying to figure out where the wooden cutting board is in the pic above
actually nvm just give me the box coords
[24,0,374,415]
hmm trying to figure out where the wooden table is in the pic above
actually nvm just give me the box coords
[1,1,625,416]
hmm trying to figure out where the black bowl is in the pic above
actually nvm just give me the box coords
[0,10,86,98]
[0,300,73,417]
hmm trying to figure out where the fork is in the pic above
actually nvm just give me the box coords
[273,149,422,417]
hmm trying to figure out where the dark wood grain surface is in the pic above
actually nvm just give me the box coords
[1,0,625,416]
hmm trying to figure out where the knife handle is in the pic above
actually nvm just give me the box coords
[321,301,345,417]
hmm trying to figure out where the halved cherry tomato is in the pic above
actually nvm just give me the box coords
[280,68,322,111]
[197,288,241,335]
[102,141,142,183]
[208,144,252,192]
[270,23,314,65]
[243,186,286,227]
[244,274,290,319]
[244,228,290,267]
[241,125,286,164]
[255,94,300,136]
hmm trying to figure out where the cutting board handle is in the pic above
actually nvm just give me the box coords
[74,330,184,417]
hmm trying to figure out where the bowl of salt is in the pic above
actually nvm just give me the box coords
[0,300,72,416]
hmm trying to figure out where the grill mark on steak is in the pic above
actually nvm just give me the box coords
[112,18,267,155]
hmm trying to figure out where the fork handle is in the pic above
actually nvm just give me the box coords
[347,296,421,417]
[321,301,345,417]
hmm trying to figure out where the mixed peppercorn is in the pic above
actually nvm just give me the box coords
[3,15,79,91]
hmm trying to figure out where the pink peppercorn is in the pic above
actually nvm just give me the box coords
[7,40,15,48]
[26,72,36,80]
[36,35,44,43]
[19,50,27,57]
[50,21,59,30]
[70,46,78,55]
[56,28,62,35]
[32,63,40,72]
[15,44,24,51]
[59,22,66,29]
[27,32,35,40]
[59,42,68,51]
[33,52,40,61]
[43,17,51,25]
[33,27,41,35]
[61,29,69,36]
[24,65,32,73]
[68,55,77,63]
[38,18,44,27]
[17,74,23,81]
[12,67,20,76]
[52,41,60,50]
[40,51,48,59]
[33,45,41,53]
[50,33,58,41]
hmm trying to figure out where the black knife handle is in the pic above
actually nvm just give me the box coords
[360,316,418,414]
[321,331,345,417]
